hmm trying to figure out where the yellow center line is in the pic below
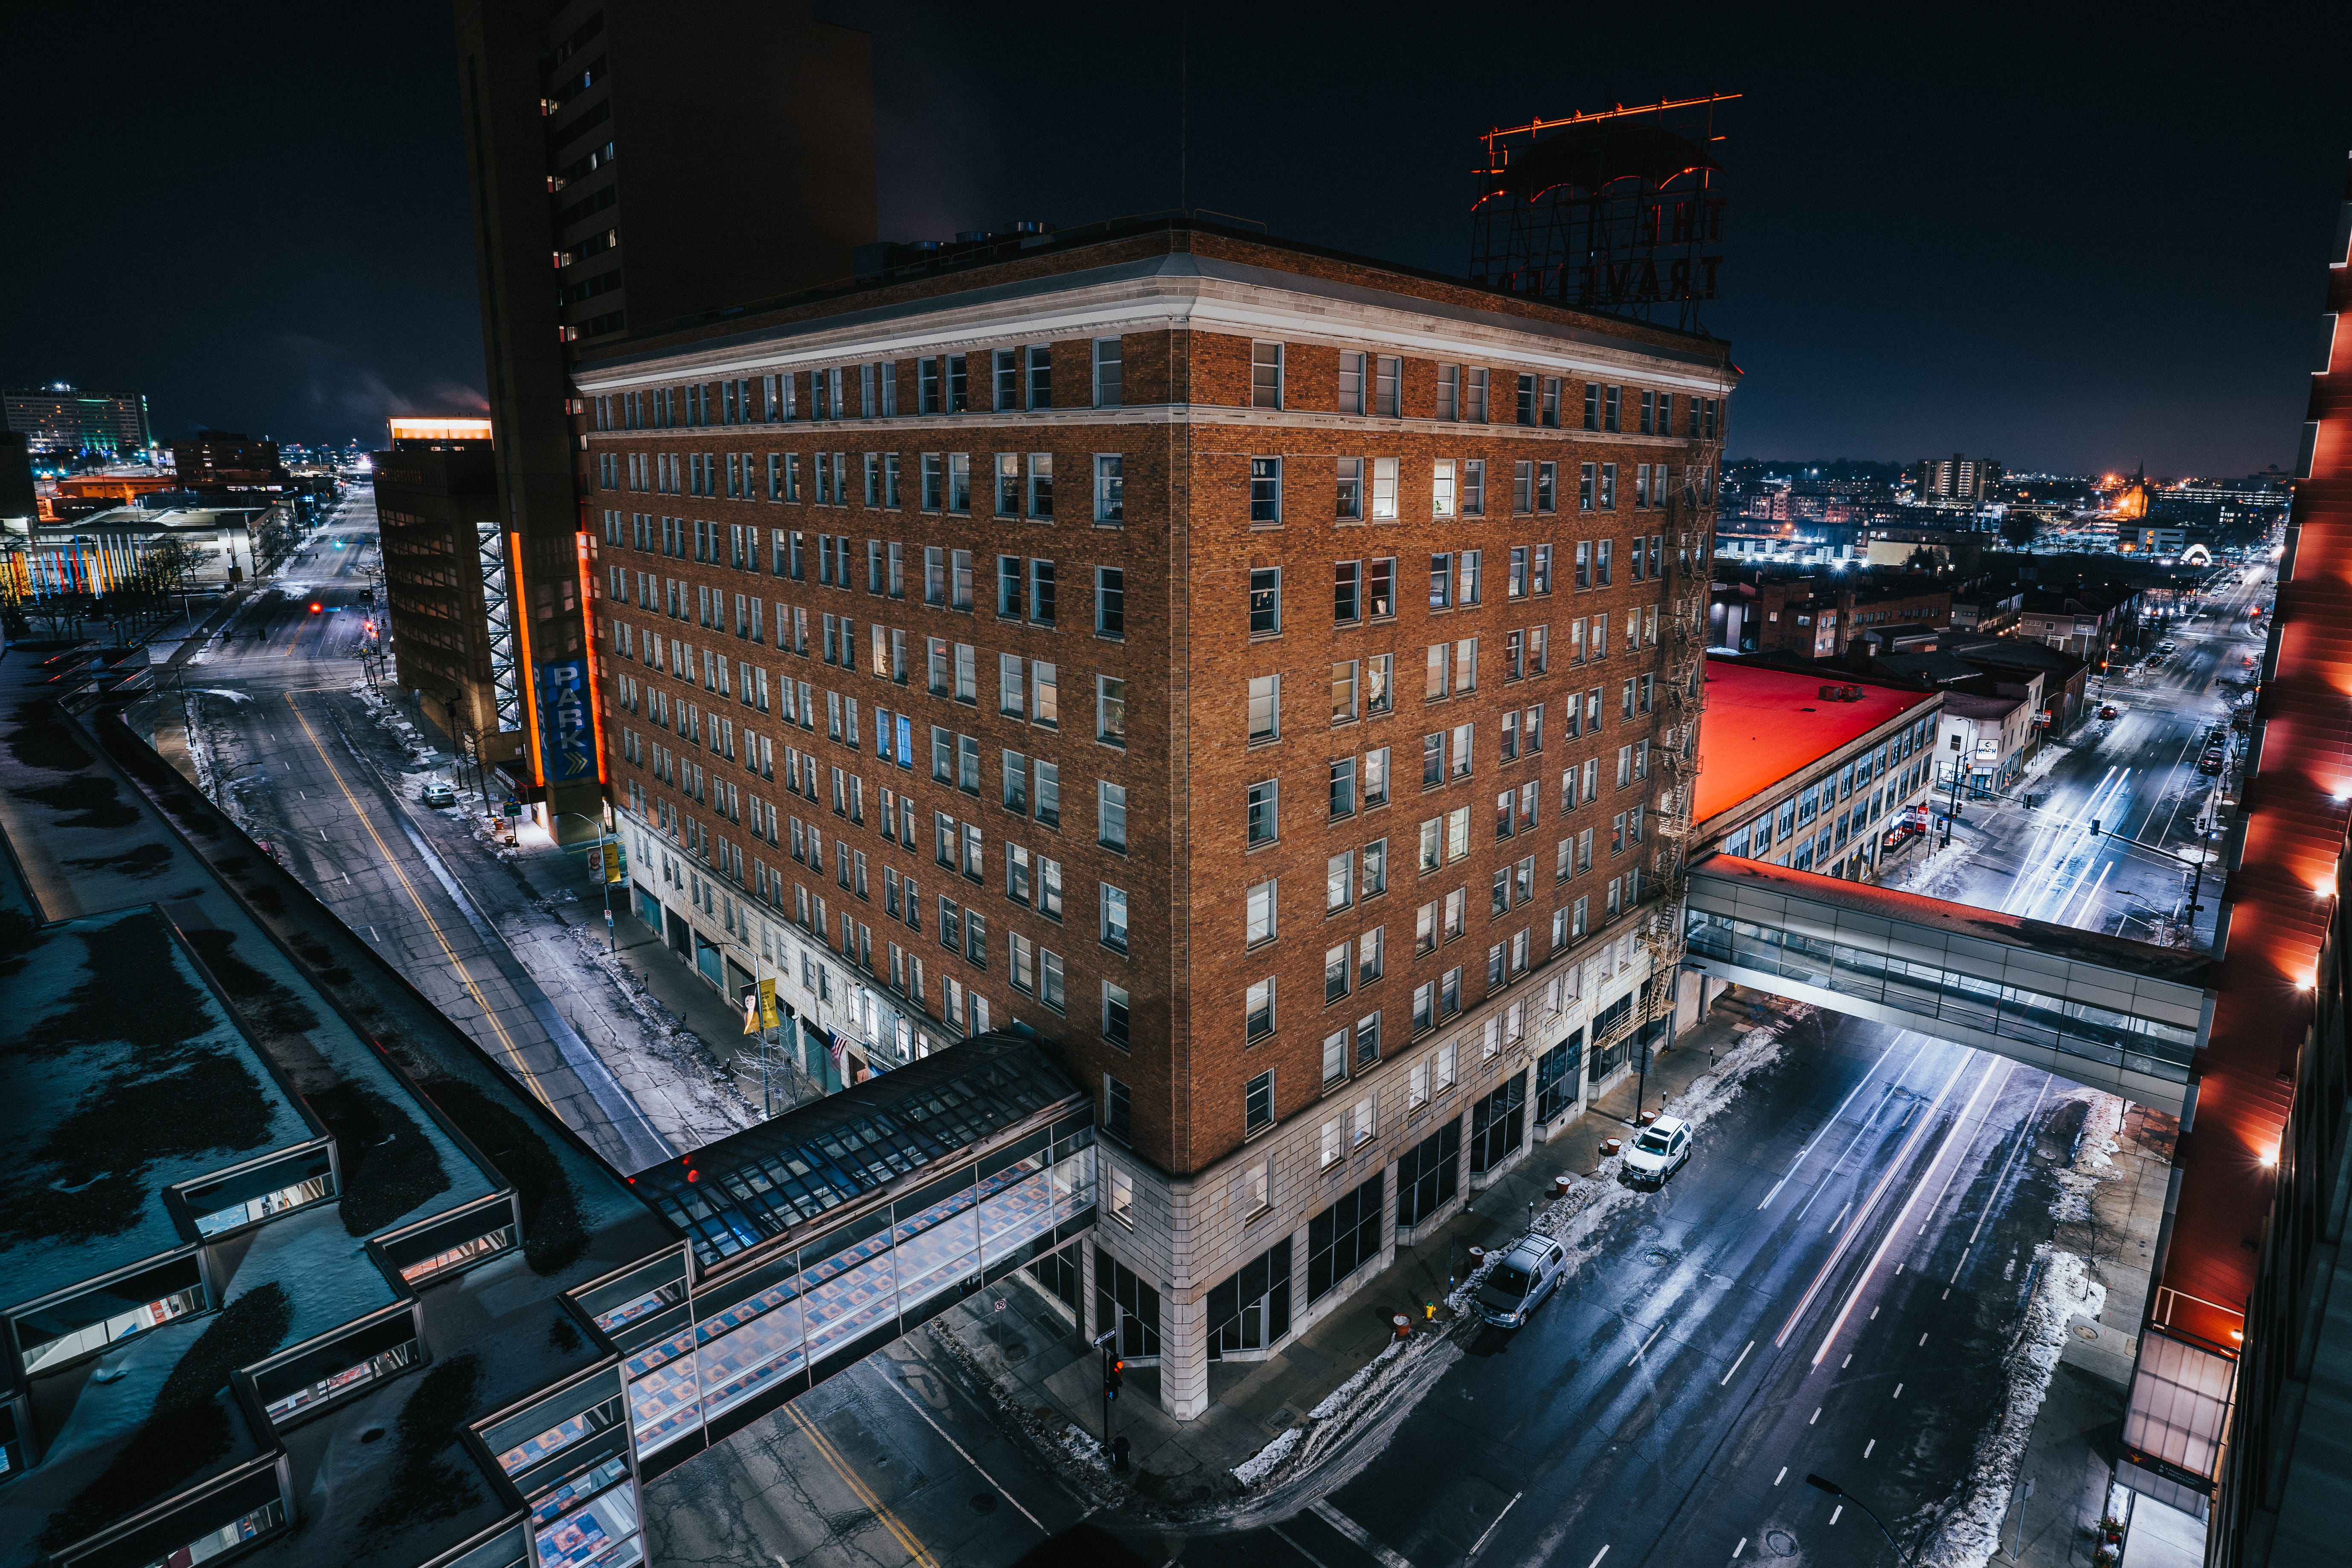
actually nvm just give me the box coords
[786,1403,940,1568]
[280,692,555,1110]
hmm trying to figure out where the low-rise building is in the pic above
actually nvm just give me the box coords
[1708,570,1951,659]
[1939,688,2035,794]
[1680,659,1944,1022]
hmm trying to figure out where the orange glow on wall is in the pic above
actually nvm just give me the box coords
[386,417,493,443]
[511,532,545,790]
[575,533,608,786]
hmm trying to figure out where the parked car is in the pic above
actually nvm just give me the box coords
[1477,1234,1568,1329]
[1623,1114,1694,1185]
[420,779,458,808]
[2199,753,2225,776]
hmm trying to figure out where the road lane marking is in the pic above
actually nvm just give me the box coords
[1579,1547,1605,1568]
[1841,1353,1852,1368]
[1720,1339,1754,1385]
[1310,1501,1413,1568]
[1776,1055,1973,1352]
[786,1403,940,1568]
[1734,1539,1747,1558]
[1809,1057,2004,1367]
[1828,1200,1852,1234]
[879,1367,1045,1532]
[1269,1525,1333,1568]
[1774,1467,1787,1485]
[1919,1333,1930,1346]
[1829,1506,1844,1526]
[281,694,553,1109]
[1864,1438,1876,1458]
[1893,1383,1904,1399]
[1629,1319,1670,1367]
[1758,1033,1917,1208]
[1810,1407,1821,1424]
[1466,1493,1523,1560]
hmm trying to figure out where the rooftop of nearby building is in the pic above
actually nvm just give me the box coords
[0,646,672,1568]
[1694,658,1937,824]
[576,214,1738,383]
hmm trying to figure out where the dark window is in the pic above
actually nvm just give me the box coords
[1206,1237,1293,1359]
[1307,1170,1387,1303]
[1396,1117,1462,1230]
[1469,1071,1527,1175]
[1028,1244,1081,1314]
[1095,1246,1162,1358]
[1105,1076,1133,1142]
[1535,1029,1583,1124]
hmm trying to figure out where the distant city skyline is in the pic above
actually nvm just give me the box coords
[4,2,2346,471]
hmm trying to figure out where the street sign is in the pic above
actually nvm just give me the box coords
[502,801,521,818]
[1091,1328,1118,1348]
[757,978,781,1030]
[993,1299,1008,1312]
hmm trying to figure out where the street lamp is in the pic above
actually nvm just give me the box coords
[1803,1473,1914,1565]
[556,809,619,953]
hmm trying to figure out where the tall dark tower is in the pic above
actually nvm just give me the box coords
[450,0,876,841]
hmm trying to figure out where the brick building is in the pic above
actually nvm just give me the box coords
[569,218,1733,1416]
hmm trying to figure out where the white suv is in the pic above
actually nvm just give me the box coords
[1623,1115,1693,1185]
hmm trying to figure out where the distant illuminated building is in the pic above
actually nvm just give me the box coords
[1914,451,2003,502]
[1,383,152,457]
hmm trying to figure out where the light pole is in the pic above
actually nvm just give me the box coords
[556,810,618,952]
[1803,1473,1914,1565]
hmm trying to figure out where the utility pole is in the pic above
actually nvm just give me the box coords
[1093,1324,1120,1455]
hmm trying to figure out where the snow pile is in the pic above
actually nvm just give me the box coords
[2049,1091,2125,1225]
[1309,1339,1405,1421]
[1916,1245,2106,1568]
[1896,831,1982,899]
[1443,1009,1799,1316]
[2017,742,2071,789]
[1058,1423,1109,1470]
[558,922,766,1131]
[1231,1427,1301,1487]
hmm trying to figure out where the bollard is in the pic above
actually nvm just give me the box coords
[1393,1313,1412,1343]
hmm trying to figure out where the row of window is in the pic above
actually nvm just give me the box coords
[1214,929,1646,1151]
[592,343,1726,437]
[592,343,1118,429]
[599,444,1712,527]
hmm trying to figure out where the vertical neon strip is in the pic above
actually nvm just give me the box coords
[511,532,545,788]
[575,533,608,785]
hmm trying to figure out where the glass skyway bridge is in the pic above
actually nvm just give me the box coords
[1684,857,2213,1114]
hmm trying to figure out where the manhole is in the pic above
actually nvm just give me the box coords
[2074,1323,2101,1341]
[1645,1248,1674,1267]
[1004,1340,1031,1363]
[1765,1527,1800,1556]
[969,1492,998,1515]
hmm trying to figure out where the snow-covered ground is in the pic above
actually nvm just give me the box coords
[174,679,762,1154]
[1916,1245,2107,1568]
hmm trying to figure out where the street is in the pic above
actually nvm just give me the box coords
[1128,1016,2089,1568]
[1892,562,2270,949]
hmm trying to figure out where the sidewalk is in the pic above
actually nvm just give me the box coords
[929,998,1780,1514]
[350,684,825,1141]
[1995,1100,2187,1568]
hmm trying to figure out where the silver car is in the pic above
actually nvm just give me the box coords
[1477,1234,1567,1328]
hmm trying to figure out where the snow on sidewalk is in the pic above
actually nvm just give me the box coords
[1223,1010,1804,1507]
[1916,1244,2107,1568]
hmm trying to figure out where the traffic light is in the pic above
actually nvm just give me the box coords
[2091,819,2102,836]
[1104,1358,1124,1400]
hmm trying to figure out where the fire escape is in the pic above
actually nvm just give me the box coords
[1632,446,1723,1034]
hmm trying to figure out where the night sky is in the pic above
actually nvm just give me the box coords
[9,1,2347,474]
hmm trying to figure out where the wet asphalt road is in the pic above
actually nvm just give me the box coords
[1146,1015,2081,1568]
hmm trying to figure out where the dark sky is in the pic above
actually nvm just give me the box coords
[8,1,2347,473]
